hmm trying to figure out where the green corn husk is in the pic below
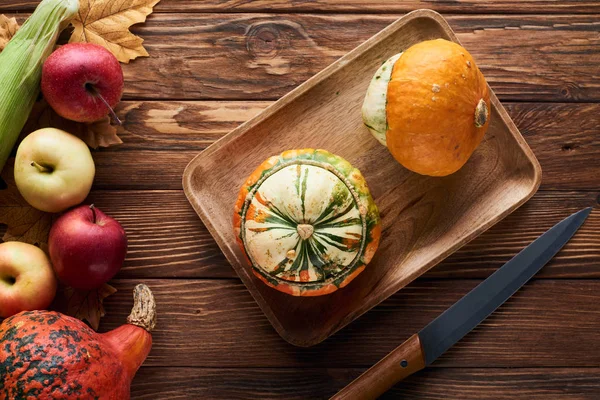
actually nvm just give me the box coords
[0,0,78,173]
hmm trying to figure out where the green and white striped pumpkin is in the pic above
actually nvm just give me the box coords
[233,149,381,296]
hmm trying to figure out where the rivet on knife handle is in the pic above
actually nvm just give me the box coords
[330,334,425,400]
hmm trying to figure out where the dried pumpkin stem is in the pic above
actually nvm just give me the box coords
[474,98,489,128]
[127,284,157,332]
[297,224,314,240]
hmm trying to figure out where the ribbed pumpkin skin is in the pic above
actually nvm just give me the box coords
[234,149,381,296]
[386,38,490,176]
[0,311,130,400]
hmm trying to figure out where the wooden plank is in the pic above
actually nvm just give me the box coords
[87,190,231,279]
[9,189,584,280]
[130,14,600,102]
[6,14,598,102]
[431,191,600,278]
[114,101,268,151]
[3,1,599,14]
[91,150,193,190]
[507,103,600,191]
[89,101,600,190]
[131,367,353,400]
[103,278,600,368]
[83,101,600,190]
[132,367,600,399]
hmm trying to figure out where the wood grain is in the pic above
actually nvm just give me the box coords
[114,101,269,151]
[104,278,600,368]
[182,9,541,346]
[509,103,600,190]
[3,189,590,280]
[7,14,598,102]
[433,190,600,278]
[129,14,600,102]
[85,190,231,279]
[3,1,599,14]
[132,367,600,399]
[114,102,600,156]
[84,101,600,190]
[2,190,595,280]
[131,367,353,400]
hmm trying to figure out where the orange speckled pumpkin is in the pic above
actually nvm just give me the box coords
[364,39,490,177]
[0,285,155,399]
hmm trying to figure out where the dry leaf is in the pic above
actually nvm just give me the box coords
[80,117,123,148]
[70,0,161,63]
[0,162,54,253]
[61,284,117,330]
[0,15,19,52]
[23,99,122,149]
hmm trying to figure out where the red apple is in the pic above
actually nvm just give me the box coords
[41,43,124,123]
[49,205,127,290]
[0,242,57,318]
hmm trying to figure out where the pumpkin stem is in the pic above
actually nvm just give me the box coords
[297,224,314,240]
[474,98,489,128]
[127,284,157,332]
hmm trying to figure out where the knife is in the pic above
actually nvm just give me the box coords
[331,207,592,400]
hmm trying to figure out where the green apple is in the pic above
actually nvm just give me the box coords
[14,128,95,213]
[0,242,57,318]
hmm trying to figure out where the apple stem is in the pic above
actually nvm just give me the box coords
[30,161,52,173]
[90,204,97,224]
[87,85,122,126]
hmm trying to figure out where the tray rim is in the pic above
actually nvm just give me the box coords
[182,9,542,347]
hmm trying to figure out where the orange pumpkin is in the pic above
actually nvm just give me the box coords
[366,39,490,177]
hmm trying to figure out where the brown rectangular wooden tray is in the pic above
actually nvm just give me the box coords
[183,9,541,347]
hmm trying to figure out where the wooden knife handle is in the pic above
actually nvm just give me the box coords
[330,334,426,400]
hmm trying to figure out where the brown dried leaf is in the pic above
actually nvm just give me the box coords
[80,117,123,149]
[69,0,161,63]
[22,99,122,149]
[62,284,117,330]
[0,15,19,52]
[0,161,54,253]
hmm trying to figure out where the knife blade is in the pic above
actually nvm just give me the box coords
[331,207,592,400]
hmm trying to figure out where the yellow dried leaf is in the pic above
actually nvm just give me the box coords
[0,161,55,253]
[23,99,122,149]
[61,283,117,330]
[0,15,19,52]
[69,0,161,63]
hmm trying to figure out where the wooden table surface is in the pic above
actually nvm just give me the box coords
[2,1,600,398]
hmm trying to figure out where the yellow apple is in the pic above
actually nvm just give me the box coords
[0,242,57,318]
[14,128,95,213]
